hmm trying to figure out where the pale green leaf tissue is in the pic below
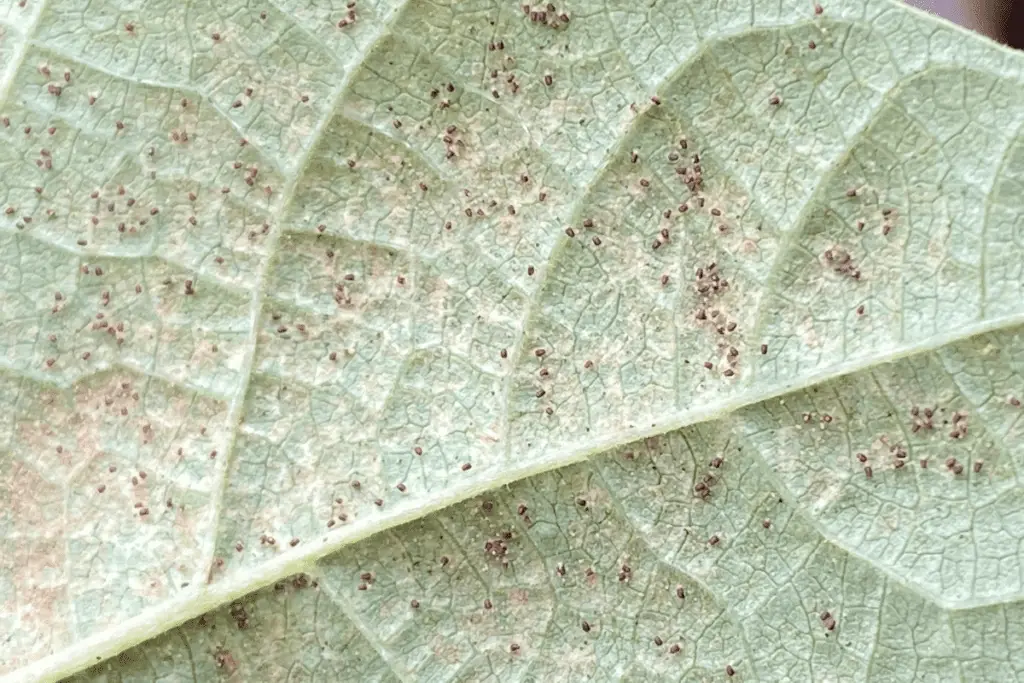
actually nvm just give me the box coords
[1,0,1024,680]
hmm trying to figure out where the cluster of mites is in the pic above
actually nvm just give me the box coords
[622,451,732,540]
[13,58,279,197]
[403,537,737,671]
[92,427,214,520]
[43,256,221,368]
[521,2,570,29]
[2,116,272,236]
[846,401,1024,479]
[693,454,726,500]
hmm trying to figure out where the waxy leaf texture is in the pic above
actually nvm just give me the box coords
[1,0,1024,680]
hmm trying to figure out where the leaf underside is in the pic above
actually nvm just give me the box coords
[1,0,1024,680]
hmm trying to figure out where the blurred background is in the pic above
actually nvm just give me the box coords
[910,0,1023,47]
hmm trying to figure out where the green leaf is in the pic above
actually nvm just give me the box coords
[2,0,1023,679]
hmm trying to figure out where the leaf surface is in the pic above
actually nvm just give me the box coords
[1,0,1024,680]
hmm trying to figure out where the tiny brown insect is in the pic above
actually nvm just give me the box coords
[768,94,781,106]
[973,460,983,473]
[581,620,591,632]
[461,463,472,471]
[708,535,720,546]
[396,482,407,492]
[726,665,736,676]
[510,643,520,653]
[864,466,873,479]
[676,585,685,599]
[410,599,420,608]
[808,40,816,49]
[535,348,546,357]
[654,636,663,646]
[669,644,680,653]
